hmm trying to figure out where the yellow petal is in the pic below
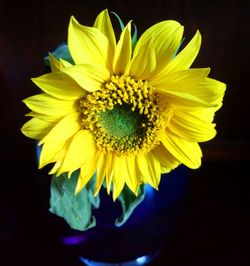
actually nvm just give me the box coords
[21,117,55,140]
[23,93,77,117]
[112,155,125,201]
[25,112,62,123]
[48,53,73,71]
[194,77,226,108]
[147,152,161,188]
[160,131,202,169]
[125,155,140,195]
[75,150,100,195]
[58,130,96,174]
[154,72,225,109]
[113,155,139,196]
[32,72,86,100]
[113,22,132,75]
[68,16,109,67]
[136,154,150,185]
[136,153,160,189]
[49,53,61,72]
[59,58,73,68]
[39,139,68,169]
[161,30,201,74]
[152,143,180,173]
[39,112,81,145]
[94,152,111,196]
[49,161,62,175]
[181,106,216,123]
[61,64,110,92]
[133,20,183,73]
[154,68,213,107]
[152,68,210,92]
[93,9,116,66]
[169,110,217,142]
[106,152,115,195]
[127,37,156,80]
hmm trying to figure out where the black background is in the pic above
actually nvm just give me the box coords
[0,0,250,265]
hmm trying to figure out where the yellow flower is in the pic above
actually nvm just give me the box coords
[21,9,226,200]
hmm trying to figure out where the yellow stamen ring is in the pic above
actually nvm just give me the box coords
[79,75,169,155]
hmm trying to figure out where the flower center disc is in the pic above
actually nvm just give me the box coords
[98,104,143,139]
[79,75,164,154]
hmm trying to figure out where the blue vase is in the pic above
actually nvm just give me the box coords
[36,141,188,265]
[46,165,189,266]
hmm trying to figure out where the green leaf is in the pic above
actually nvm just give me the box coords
[172,37,186,59]
[44,44,74,67]
[111,12,125,31]
[49,170,98,231]
[132,23,137,50]
[110,13,137,50]
[115,185,145,227]
[86,173,100,209]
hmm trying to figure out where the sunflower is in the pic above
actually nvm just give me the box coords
[21,9,226,200]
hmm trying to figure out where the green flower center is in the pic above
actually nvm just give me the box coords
[79,75,167,154]
[98,104,143,139]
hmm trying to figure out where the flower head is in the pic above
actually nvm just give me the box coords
[22,9,226,200]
